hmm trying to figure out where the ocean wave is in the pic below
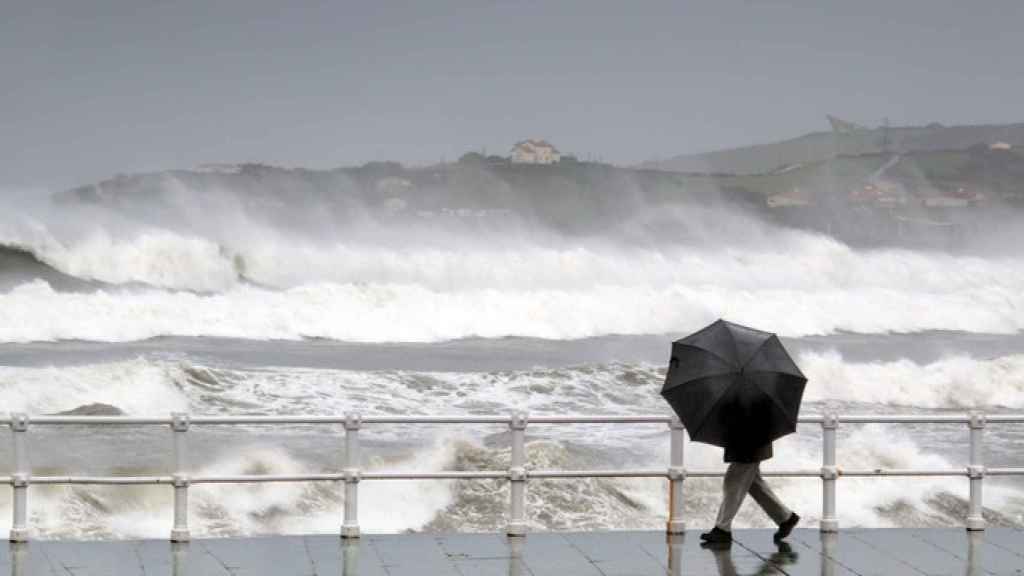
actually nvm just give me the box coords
[0,270,1021,343]
[802,351,1024,408]
[2,427,1020,540]
[4,354,1024,539]
[0,243,101,292]
[3,183,1023,342]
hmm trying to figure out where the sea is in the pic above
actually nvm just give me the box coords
[1,179,1023,540]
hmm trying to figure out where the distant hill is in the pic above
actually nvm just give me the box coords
[643,121,1024,175]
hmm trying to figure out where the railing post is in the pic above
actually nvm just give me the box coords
[666,415,686,534]
[9,413,29,542]
[341,413,361,539]
[170,413,190,542]
[507,412,528,536]
[966,412,986,531]
[820,413,839,533]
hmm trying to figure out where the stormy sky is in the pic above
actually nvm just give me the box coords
[3,0,1023,189]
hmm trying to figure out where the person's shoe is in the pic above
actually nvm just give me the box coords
[700,527,733,544]
[774,513,800,541]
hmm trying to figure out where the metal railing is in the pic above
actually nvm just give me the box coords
[5,411,1024,542]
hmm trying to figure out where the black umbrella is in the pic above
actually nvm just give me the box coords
[661,319,806,452]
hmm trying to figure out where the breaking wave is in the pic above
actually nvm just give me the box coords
[1,259,1022,343]
[2,428,1021,540]
[2,180,1023,343]
[3,352,1024,539]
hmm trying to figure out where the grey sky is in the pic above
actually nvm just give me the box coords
[3,0,1023,189]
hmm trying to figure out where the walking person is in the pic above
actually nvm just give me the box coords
[661,320,808,546]
[700,441,799,544]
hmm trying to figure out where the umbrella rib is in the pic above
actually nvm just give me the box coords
[749,376,799,424]
[739,337,771,370]
[741,335,806,378]
[726,327,743,368]
[673,343,736,371]
[687,375,739,440]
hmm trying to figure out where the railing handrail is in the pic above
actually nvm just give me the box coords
[18,412,1024,425]
[5,411,1019,541]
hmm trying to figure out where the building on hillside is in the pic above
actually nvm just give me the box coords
[848,181,907,206]
[510,140,561,164]
[990,141,1012,150]
[766,187,813,208]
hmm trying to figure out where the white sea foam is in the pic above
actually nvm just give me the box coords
[1,262,1022,343]
[3,193,1024,343]
[0,359,190,415]
[4,423,1019,540]
[801,351,1024,408]
[3,354,1024,539]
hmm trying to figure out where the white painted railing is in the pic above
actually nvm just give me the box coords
[5,411,1024,542]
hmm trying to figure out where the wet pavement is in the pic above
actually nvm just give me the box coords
[1,528,1022,575]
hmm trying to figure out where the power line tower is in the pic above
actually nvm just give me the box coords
[881,117,890,154]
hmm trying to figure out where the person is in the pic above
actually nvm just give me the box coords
[700,441,799,545]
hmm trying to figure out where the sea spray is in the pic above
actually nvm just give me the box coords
[3,356,1024,539]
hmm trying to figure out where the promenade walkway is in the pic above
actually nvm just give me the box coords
[2,528,1022,575]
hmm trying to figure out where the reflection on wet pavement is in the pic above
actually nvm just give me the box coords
[2,528,1020,575]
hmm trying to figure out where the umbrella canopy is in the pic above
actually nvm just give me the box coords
[661,319,806,452]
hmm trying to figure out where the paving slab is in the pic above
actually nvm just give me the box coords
[848,529,967,576]
[981,529,1024,561]
[519,533,604,576]
[306,536,389,576]
[32,541,149,576]
[369,533,461,576]
[137,541,230,576]
[643,533,730,575]
[909,529,1024,576]
[733,529,858,576]
[197,536,315,575]
[3,543,65,576]
[438,533,515,560]
[789,529,927,576]
[564,531,673,575]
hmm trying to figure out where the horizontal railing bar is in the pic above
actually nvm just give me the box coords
[838,469,965,477]
[530,469,666,478]
[30,476,175,485]
[190,416,347,425]
[15,413,1024,427]
[836,415,974,424]
[985,468,1024,475]
[14,467,1024,486]
[192,474,346,483]
[362,471,508,480]
[685,470,822,478]
[359,416,512,424]
[27,417,172,425]
[528,416,670,424]
[983,416,1024,423]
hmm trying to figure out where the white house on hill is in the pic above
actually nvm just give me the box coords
[511,139,561,164]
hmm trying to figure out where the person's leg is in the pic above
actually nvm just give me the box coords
[714,463,759,531]
[748,469,792,524]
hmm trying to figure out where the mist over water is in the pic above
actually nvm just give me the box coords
[1,179,1022,343]
[1,175,1023,539]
